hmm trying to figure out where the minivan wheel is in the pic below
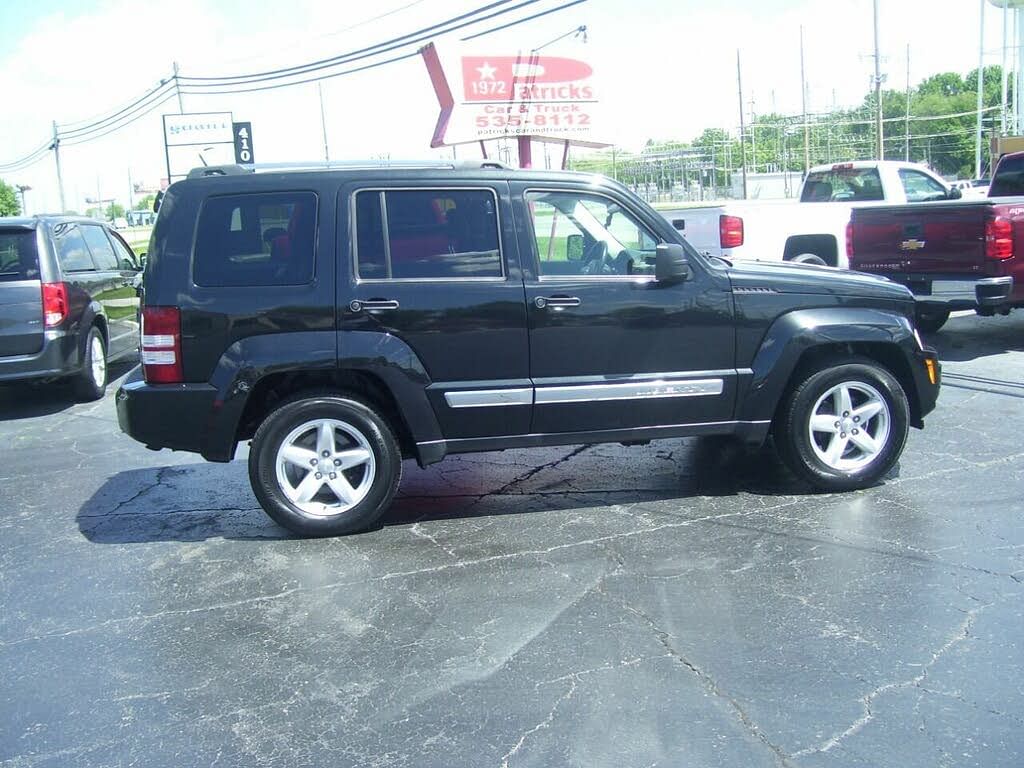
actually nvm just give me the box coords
[774,359,909,491]
[74,327,107,401]
[248,394,402,536]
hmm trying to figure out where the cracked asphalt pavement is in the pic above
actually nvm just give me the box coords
[2,312,1023,767]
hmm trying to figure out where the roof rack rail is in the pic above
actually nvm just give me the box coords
[185,159,512,179]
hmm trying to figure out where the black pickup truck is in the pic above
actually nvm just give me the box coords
[117,162,941,536]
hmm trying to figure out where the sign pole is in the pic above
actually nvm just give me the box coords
[517,136,533,168]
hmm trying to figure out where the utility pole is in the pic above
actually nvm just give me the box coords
[1001,0,1008,135]
[905,44,912,162]
[317,82,330,161]
[173,61,184,114]
[51,121,65,214]
[800,26,810,174]
[127,168,134,211]
[15,185,30,215]
[977,0,986,179]
[737,50,748,199]
[873,0,884,160]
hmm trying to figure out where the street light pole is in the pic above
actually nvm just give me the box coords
[873,0,884,160]
[15,185,30,215]
[977,0,986,179]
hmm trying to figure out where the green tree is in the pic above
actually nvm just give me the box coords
[105,202,125,220]
[0,179,21,216]
[135,194,156,212]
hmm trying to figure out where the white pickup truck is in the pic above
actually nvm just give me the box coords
[661,161,960,269]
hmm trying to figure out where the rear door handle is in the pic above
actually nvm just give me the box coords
[534,295,581,309]
[349,299,400,312]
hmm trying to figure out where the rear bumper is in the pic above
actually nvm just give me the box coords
[0,333,79,383]
[897,275,1014,309]
[116,366,236,461]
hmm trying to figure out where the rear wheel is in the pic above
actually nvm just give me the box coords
[73,327,107,401]
[914,307,950,334]
[774,359,909,491]
[248,394,402,536]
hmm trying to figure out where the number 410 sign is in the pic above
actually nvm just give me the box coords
[233,122,255,164]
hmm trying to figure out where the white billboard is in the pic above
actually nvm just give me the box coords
[163,112,235,181]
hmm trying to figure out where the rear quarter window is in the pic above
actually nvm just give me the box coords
[801,168,884,202]
[0,230,39,282]
[193,191,317,286]
[989,156,1024,197]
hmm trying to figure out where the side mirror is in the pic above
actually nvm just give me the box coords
[566,234,584,261]
[153,190,164,213]
[655,243,690,283]
[948,186,963,200]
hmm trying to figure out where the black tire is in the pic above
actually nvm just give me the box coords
[774,358,910,491]
[914,307,950,334]
[74,326,107,402]
[248,393,402,537]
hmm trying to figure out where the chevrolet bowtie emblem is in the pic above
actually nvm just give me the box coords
[899,239,926,251]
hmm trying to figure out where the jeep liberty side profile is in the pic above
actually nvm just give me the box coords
[117,162,941,536]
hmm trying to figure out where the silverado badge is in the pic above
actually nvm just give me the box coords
[899,238,926,251]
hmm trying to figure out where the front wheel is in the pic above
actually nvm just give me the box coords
[248,394,402,536]
[774,360,910,491]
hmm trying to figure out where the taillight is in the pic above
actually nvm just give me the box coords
[720,215,744,248]
[845,221,854,259]
[41,282,68,328]
[985,216,1014,259]
[141,306,182,384]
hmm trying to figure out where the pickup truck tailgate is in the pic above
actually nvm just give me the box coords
[0,228,44,357]
[850,200,989,275]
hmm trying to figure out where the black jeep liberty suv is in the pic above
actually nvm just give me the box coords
[117,161,941,537]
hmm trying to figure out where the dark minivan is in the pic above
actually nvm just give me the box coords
[118,162,941,537]
[0,216,142,400]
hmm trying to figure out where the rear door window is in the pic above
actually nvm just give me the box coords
[80,224,119,270]
[193,192,317,286]
[0,230,39,282]
[989,155,1024,196]
[52,223,97,273]
[800,167,884,202]
[353,189,502,280]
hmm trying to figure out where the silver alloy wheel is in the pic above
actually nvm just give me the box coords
[274,418,376,516]
[90,334,106,387]
[807,381,891,472]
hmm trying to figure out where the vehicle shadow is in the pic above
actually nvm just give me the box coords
[0,360,137,421]
[75,436,820,544]
[925,311,1024,363]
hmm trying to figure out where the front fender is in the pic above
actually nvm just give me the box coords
[737,307,915,424]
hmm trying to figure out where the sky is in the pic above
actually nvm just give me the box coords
[0,0,1015,214]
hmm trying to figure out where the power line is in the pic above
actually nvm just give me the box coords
[461,0,587,41]
[59,82,179,140]
[63,91,181,147]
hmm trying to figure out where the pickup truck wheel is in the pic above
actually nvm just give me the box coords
[914,307,950,334]
[73,327,107,402]
[248,394,402,537]
[789,252,827,266]
[774,360,909,491]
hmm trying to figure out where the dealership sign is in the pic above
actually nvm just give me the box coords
[162,112,257,181]
[422,44,606,147]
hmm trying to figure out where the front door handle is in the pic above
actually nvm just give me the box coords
[534,295,581,309]
[349,299,400,312]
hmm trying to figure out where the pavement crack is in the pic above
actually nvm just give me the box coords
[487,445,591,497]
[792,599,992,757]
[498,677,578,768]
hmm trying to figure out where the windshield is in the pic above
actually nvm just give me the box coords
[989,156,1024,197]
[800,167,884,202]
[0,229,39,282]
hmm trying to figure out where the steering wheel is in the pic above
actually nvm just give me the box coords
[580,240,610,275]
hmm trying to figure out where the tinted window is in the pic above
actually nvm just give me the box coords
[899,169,948,202]
[800,167,883,202]
[0,230,39,282]
[194,192,316,286]
[989,155,1024,196]
[52,224,96,273]
[354,189,502,279]
[108,232,139,270]
[80,225,118,270]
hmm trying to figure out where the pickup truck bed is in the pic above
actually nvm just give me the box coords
[849,197,1024,331]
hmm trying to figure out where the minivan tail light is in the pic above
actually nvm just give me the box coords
[141,306,182,384]
[845,221,854,259]
[41,282,68,328]
[719,215,744,248]
[985,216,1014,260]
